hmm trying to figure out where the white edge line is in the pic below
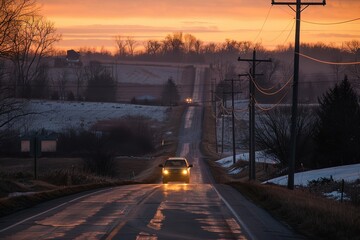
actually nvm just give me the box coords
[212,185,257,240]
[0,188,111,233]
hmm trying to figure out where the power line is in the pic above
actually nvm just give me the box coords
[282,19,296,45]
[268,18,296,42]
[254,5,273,43]
[298,52,360,65]
[255,88,291,111]
[249,73,293,96]
[302,17,360,25]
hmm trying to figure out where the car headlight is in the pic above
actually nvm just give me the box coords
[182,169,188,175]
[163,169,169,175]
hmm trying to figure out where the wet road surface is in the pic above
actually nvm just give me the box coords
[0,66,305,239]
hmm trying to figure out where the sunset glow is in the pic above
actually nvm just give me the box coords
[38,0,360,52]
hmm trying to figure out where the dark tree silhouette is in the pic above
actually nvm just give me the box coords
[314,75,360,167]
[31,63,49,99]
[256,106,315,168]
[161,78,180,106]
[85,62,117,102]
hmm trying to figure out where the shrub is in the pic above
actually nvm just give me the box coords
[83,149,116,177]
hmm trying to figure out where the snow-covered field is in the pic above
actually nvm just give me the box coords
[14,100,169,133]
[115,64,183,85]
[11,63,189,133]
[49,64,184,85]
[216,151,278,168]
[216,152,360,186]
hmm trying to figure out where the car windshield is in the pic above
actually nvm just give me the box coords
[165,160,187,167]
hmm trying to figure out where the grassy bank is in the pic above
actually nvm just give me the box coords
[230,182,360,240]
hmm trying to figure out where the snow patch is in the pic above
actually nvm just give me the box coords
[265,163,360,186]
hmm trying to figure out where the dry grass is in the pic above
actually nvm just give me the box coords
[200,105,233,183]
[230,182,360,240]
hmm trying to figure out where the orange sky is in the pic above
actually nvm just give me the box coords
[38,0,360,52]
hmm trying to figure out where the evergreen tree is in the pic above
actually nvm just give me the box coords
[314,76,360,167]
[85,62,117,102]
[161,78,180,106]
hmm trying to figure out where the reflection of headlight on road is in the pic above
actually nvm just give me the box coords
[163,169,169,175]
[182,169,188,175]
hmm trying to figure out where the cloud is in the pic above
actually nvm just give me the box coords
[308,33,360,39]
[58,24,222,36]
[38,0,270,19]
[39,0,359,50]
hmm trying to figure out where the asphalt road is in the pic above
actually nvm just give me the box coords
[0,66,305,240]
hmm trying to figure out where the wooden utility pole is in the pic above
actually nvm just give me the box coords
[225,78,242,164]
[272,0,326,189]
[238,50,271,181]
[221,92,226,153]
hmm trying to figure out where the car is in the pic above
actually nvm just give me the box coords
[159,157,193,183]
[185,97,193,104]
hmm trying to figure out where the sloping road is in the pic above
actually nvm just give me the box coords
[0,66,305,239]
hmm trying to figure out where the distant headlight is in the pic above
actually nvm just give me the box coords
[163,169,169,175]
[182,169,188,175]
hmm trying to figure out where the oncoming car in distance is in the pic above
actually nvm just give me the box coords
[159,157,193,183]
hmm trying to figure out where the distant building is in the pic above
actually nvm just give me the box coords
[66,49,81,66]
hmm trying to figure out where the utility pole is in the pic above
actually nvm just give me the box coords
[272,0,326,189]
[225,77,244,164]
[221,92,226,153]
[238,50,271,181]
[211,87,219,153]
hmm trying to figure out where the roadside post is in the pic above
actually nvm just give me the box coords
[30,134,41,179]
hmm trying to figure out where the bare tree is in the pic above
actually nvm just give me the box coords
[343,40,360,81]
[73,66,85,100]
[57,69,68,100]
[0,0,38,57]
[114,35,127,57]
[256,57,281,90]
[10,15,61,97]
[183,34,196,53]
[144,40,162,55]
[126,36,137,56]
[331,54,344,82]
[256,106,315,168]
[0,0,59,138]
[164,32,184,55]
[194,40,203,54]
[203,42,219,54]
[212,58,235,81]
[221,39,239,53]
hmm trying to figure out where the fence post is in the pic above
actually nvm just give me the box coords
[340,179,345,203]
